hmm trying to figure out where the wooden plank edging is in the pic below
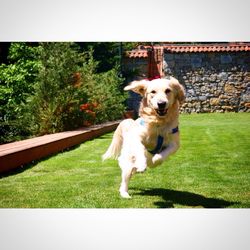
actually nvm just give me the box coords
[0,120,121,174]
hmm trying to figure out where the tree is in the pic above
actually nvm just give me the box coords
[78,42,140,73]
[28,42,89,135]
[0,42,127,143]
[28,42,126,135]
[0,43,41,143]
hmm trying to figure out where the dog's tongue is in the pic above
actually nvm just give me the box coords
[157,109,168,116]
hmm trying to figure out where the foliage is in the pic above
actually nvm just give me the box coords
[94,69,126,123]
[27,43,89,135]
[0,42,126,142]
[122,42,140,51]
[0,43,41,143]
[81,66,126,124]
[79,42,139,73]
[79,42,121,73]
[0,113,249,208]
[27,43,126,135]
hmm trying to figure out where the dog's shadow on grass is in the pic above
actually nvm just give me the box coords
[133,188,237,208]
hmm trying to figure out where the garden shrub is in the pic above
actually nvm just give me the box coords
[27,43,89,135]
[88,68,126,123]
[0,42,126,142]
[27,43,126,135]
[0,43,41,143]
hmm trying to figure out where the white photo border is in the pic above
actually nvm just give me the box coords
[0,0,249,249]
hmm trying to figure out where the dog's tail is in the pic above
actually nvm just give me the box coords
[102,123,123,161]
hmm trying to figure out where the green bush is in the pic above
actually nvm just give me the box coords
[0,43,41,143]
[0,42,126,143]
[27,43,89,135]
[27,43,126,135]
[78,50,126,123]
[90,68,126,123]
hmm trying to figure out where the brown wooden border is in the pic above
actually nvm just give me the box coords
[0,121,120,174]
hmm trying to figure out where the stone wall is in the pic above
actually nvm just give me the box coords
[163,52,250,113]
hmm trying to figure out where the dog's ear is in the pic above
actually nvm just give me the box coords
[170,77,186,104]
[124,80,148,96]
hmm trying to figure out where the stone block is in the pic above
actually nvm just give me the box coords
[224,83,237,94]
[218,81,225,87]
[218,72,228,81]
[222,106,234,111]
[241,93,250,102]
[215,109,225,113]
[210,98,220,106]
[187,89,195,96]
[219,94,228,99]
[199,96,207,101]
[209,75,217,82]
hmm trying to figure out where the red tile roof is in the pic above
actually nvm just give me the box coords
[125,50,148,58]
[125,43,250,58]
[163,43,250,53]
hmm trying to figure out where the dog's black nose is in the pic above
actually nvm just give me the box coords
[157,101,167,109]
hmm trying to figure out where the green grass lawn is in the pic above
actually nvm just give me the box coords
[0,113,249,208]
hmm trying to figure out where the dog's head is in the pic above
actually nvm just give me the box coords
[124,77,185,117]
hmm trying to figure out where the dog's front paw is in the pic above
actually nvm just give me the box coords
[152,154,163,166]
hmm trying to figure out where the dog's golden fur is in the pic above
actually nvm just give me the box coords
[103,77,185,198]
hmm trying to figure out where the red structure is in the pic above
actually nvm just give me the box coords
[147,46,164,79]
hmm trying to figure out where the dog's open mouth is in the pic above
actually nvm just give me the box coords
[156,108,168,116]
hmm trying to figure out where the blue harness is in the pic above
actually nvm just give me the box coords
[139,118,179,155]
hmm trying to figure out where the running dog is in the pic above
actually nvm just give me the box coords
[102,77,185,198]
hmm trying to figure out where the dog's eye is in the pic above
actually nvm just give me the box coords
[151,90,156,94]
[165,89,171,94]
[139,88,144,93]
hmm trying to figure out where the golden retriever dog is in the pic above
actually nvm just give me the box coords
[102,77,185,198]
